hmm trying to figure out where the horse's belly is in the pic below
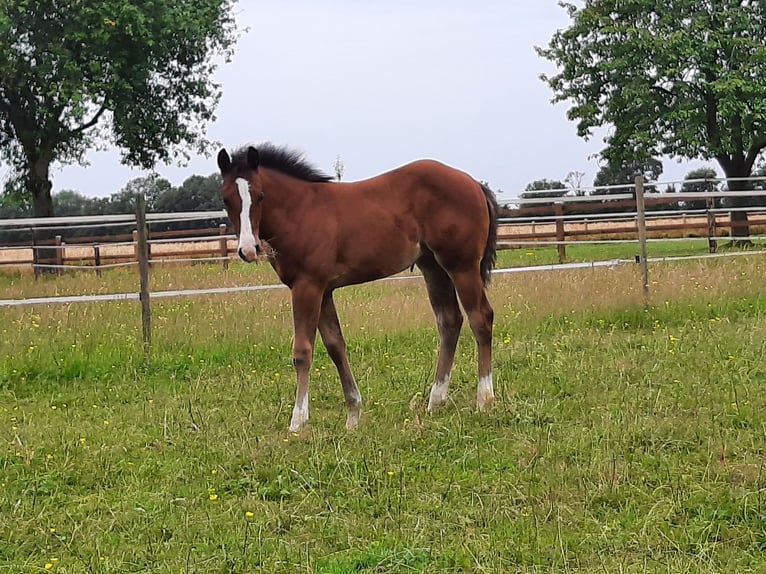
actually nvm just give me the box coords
[331,239,421,287]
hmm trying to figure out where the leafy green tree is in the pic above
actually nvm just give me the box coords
[522,179,567,196]
[519,179,567,209]
[539,1,766,238]
[0,192,29,219]
[681,167,719,211]
[0,0,239,218]
[52,190,94,216]
[155,174,223,213]
[592,158,663,195]
[119,175,173,213]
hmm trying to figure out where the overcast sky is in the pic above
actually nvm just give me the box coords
[49,0,709,203]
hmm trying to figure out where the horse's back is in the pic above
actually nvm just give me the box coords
[356,159,481,212]
[369,159,493,267]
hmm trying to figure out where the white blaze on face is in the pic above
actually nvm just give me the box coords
[235,177,259,260]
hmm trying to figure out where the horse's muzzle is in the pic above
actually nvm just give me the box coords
[238,243,262,263]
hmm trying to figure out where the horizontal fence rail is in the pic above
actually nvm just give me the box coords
[3,196,766,273]
[2,183,766,349]
[3,175,766,273]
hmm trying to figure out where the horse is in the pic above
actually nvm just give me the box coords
[217,143,498,432]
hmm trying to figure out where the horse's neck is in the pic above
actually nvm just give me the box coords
[259,170,320,240]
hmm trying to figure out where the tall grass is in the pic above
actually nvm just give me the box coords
[2,256,766,572]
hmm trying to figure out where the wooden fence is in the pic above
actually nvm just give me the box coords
[497,194,766,262]
[2,188,766,273]
[0,223,236,275]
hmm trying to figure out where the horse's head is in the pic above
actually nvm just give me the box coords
[217,146,264,263]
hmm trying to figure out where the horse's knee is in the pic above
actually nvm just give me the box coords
[292,344,313,370]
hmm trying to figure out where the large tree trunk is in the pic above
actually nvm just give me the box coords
[729,181,753,247]
[729,177,753,247]
[724,161,753,247]
[29,156,54,217]
[27,155,57,274]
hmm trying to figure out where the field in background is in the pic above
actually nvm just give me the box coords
[1,239,757,302]
[2,212,761,273]
[3,256,766,572]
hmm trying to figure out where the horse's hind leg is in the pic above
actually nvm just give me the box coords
[449,267,495,410]
[318,291,362,430]
[418,254,464,411]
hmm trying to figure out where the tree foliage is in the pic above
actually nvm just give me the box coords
[681,166,719,210]
[0,0,239,217]
[155,174,222,213]
[519,179,567,209]
[522,179,567,195]
[538,1,766,188]
[592,158,663,194]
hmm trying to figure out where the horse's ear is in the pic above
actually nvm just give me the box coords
[247,146,260,170]
[217,149,231,174]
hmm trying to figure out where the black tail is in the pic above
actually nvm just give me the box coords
[479,183,499,285]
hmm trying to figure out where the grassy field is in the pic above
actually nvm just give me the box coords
[1,238,762,301]
[3,253,766,572]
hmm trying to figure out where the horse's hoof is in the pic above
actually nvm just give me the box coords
[476,375,494,411]
[345,407,361,430]
[476,392,495,411]
[289,413,308,433]
[427,378,450,412]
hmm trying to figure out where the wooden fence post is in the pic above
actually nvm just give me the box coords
[635,176,649,302]
[554,203,566,263]
[219,223,229,270]
[135,194,152,350]
[94,244,102,277]
[55,235,63,274]
[31,228,40,279]
[706,197,718,253]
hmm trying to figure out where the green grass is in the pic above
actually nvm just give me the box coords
[3,257,766,572]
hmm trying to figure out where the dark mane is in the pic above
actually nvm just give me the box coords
[231,143,333,183]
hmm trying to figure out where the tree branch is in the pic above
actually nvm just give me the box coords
[649,84,675,98]
[66,100,109,136]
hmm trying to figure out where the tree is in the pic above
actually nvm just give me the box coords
[0,1,239,218]
[680,167,719,211]
[565,170,586,196]
[520,179,568,208]
[52,189,95,216]
[0,190,29,219]
[592,158,663,195]
[333,155,345,181]
[539,1,766,239]
[522,179,567,195]
[155,174,222,213]
[120,174,173,213]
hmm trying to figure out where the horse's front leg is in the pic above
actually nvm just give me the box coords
[318,291,362,430]
[288,281,323,432]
